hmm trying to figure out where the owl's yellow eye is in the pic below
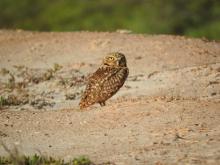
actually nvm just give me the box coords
[108,57,114,60]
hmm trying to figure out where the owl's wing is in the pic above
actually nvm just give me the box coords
[100,67,128,98]
[79,67,120,108]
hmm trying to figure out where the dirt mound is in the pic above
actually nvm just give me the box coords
[0,31,220,164]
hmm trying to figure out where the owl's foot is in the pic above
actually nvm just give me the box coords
[99,102,106,107]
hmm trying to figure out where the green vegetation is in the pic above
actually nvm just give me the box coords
[0,143,93,165]
[53,63,63,73]
[0,154,92,165]
[43,63,63,81]
[0,0,220,39]
[0,96,7,108]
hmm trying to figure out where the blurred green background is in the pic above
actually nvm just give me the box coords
[0,0,220,40]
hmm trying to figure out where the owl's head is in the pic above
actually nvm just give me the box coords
[103,52,127,67]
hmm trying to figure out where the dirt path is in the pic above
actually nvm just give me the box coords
[0,30,220,164]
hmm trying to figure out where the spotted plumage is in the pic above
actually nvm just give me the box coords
[79,52,129,109]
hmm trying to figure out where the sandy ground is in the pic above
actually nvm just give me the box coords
[0,30,220,164]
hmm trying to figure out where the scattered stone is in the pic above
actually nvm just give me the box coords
[211,92,217,96]
[135,56,142,60]
[0,131,8,137]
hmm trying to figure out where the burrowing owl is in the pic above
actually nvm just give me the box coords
[79,52,129,109]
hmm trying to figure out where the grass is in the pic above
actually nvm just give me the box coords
[53,63,63,72]
[0,94,29,109]
[41,63,63,81]
[0,143,93,165]
[0,143,115,165]
[1,68,16,90]
[0,96,8,109]
[0,64,64,109]
[0,154,92,165]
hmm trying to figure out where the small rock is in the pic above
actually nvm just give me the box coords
[0,131,8,137]
[211,92,217,96]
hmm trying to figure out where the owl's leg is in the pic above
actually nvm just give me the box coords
[99,102,106,107]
